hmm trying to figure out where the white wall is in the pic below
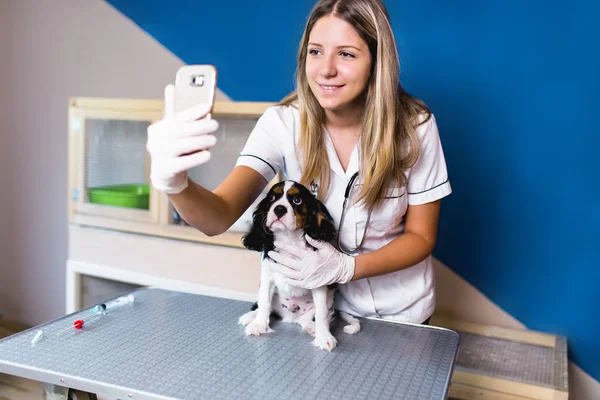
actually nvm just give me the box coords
[0,1,16,315]
[0,0,227,324]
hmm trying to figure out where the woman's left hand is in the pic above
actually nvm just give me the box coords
[268,236,355,289]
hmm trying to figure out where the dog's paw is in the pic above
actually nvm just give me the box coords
[238,310,257,326]
[245,320,273,336]
[343,323,361,334]
[339,312,361,335]
[301,321,316,337]
[313,334,337,352]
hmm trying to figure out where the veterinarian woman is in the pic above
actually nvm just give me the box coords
[146,0,451,325]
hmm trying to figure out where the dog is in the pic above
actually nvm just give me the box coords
[238,180,360,351]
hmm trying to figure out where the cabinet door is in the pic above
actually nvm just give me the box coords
[69,104,162,227]
[67,98,278,249]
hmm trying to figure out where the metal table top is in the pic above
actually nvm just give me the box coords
[0,288,459,399]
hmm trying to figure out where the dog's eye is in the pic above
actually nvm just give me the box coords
[292,196,302,205]
[268,194,276,201]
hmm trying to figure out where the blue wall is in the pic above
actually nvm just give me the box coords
[106,0,600,380]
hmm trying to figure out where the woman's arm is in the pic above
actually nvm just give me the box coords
[267,200,442,289]
[147,85,284,237]
[352,200,441,280]
[169,166,268,236]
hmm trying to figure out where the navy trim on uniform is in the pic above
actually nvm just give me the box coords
[239,154,277,175]
[408,179,449,195]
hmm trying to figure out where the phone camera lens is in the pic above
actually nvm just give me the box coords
[190,74,205,87]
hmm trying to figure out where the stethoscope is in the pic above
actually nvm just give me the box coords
[311,172,371,255]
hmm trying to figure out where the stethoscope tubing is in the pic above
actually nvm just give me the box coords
[338,172,370,255]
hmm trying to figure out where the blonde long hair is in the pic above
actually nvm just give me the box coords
[279,0,431,209]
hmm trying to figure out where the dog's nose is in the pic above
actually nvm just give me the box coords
[274,205,287,218]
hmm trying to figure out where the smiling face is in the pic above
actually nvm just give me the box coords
[305,15,373,114]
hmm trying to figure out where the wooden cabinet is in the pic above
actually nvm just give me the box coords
[68,97,276,249]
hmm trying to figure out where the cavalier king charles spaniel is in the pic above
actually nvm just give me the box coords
[239,180,360,351]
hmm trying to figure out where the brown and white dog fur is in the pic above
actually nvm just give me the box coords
[239,180,360,351]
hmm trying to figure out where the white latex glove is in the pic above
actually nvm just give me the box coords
[146,84,219,194]
[268,236,356,289]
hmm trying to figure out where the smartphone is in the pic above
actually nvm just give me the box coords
[174,64,218,119]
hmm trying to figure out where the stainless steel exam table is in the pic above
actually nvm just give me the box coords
[0,288,459,399]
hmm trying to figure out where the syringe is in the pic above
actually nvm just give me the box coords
[57,312,104,336]
[90,294,135,314]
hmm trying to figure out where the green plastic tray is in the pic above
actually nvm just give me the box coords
[87,184,149,210]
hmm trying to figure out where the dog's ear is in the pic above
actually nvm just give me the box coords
[305,199,337,243]
[242,196,275,252]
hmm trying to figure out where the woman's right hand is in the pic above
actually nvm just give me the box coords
[146,84,219,194]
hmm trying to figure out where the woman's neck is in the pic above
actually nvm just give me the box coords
[324,104,363,172]
[324,108,362,132]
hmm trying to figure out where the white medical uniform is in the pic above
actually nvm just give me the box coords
[235,105,452,324]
